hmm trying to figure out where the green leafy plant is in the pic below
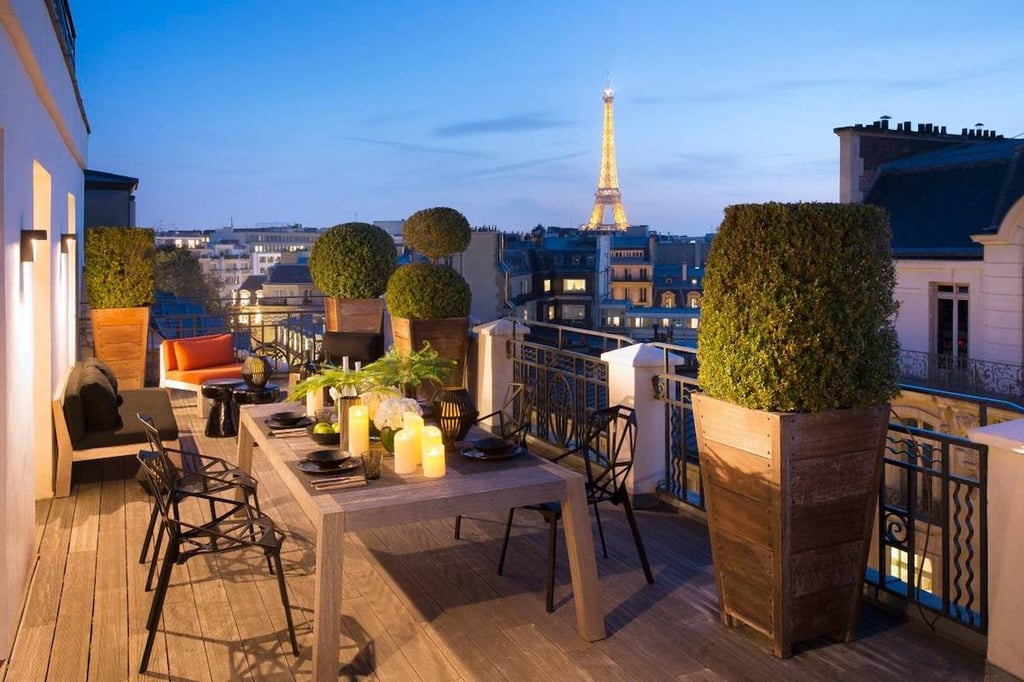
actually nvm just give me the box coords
[309,222,397,298]
[402,206,471,262]
[697,202,899,412]
[386,263,471,320]
[83,226,155,308]
[287,343,455,401]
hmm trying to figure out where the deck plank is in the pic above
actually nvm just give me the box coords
[88,459,129,682]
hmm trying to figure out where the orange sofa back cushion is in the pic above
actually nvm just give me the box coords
[172,333,235,372]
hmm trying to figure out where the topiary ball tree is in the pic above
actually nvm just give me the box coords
[386,263,471,320]
[697,202,899,413]
[403,206,471,262]
[309,222,397,298]
[84,226,155,308]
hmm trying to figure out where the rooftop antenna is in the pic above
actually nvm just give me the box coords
[975,122,985,130]
[880,114,891,121]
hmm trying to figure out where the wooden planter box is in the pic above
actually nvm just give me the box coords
[323,297,385,334]
[691,393,890,657]
[391,316,469,397]
[90,306,150,390]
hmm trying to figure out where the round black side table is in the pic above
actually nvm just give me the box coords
[201,379,245,438]
[232,382,282,413]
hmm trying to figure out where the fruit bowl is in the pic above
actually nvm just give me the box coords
[307,422,340,445]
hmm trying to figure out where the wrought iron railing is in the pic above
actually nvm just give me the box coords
[48,0,76,72]
[872,418,987,632]
[507,327,610,449]
[899,349,1024,403]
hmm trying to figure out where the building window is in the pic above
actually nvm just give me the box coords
[889,547,934,593]
[689,318,699,330]
[661,292,676,308]
[639,289,647,303]
[543,279,552,293]
[933,283,969,361]
[564,278,586,292]
[547,305,555,321]
[688,293,701,308]
[563,304,586,320]
[633,317,644,329]
[608,315,621,326]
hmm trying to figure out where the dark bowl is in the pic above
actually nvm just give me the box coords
[306,423,341,446]
[306,446,347,462]
[270,410,305,426]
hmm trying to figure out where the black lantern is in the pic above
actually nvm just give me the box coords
[241,355,271,388]
[432,387,478,444]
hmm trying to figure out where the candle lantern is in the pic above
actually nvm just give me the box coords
[432,387,478,444]
[241,354,271,389]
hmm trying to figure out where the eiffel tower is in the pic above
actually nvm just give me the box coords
[585,83,629,231]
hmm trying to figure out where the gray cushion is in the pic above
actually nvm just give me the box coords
[78,366,122,432]
[73,389,178,450]
[62,363,88,442]
[83,357,123,405]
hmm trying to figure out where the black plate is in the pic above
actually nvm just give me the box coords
[297,459,360,475]
[461,446,522,461]
[266,416,314,430]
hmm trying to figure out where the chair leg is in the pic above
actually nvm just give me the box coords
[545,517,558,613]
[497,508,516,575]
[592,503,608,558]
[453,515,462,539]
[621,496,654,584]
[272,551,300,656]
[139,502,159,564]
[146,524,165,592]
[140,544,176,673]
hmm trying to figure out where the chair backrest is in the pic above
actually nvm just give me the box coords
[321,331,384,367]
[578,404,637,503]
[136,449,177,524]
[137,412,183,482]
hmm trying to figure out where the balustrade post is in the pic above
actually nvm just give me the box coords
[472,319,529,432]
[601,343,669,508]
[967,419,1024,679]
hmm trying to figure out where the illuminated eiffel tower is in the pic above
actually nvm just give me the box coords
[585,83,629,231]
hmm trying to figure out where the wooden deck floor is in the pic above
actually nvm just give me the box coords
[2,395,997,681]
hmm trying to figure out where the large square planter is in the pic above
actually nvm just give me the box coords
[323,297,384,334]
[391,316,469,397]
[90,306,150,389]
[691,393,890,657]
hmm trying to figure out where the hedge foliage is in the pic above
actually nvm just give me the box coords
[83,226,155,308]
[402,207,471,261]
[309,222,397,298]
[697,202,899,412]
[386,263,471,319]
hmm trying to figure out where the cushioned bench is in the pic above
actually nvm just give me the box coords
[159,333,243,416]
[53,358,179,497]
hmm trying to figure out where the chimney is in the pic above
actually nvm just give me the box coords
[940,126,947,134]
[917,123,926,132]
[962,128,969,136]
[904,120,912,131]
[896,122,903,132]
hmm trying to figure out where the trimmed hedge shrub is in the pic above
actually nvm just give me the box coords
[403,207,471,262]
[697,202,899,412]
[83,226,155,308]
[309,222,397,299]
[386,263,471,320]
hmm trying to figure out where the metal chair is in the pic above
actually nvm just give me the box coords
[453,382,535,539]
[136,449,299,673]
[136,412,262,591]
[498,404,654,612]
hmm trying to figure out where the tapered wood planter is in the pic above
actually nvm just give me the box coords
[391,316,469,396]
[691,393,890,658]
[323,297,385,333]
[90,306,150,390]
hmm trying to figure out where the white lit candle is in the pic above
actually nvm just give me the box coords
[393,428,417,474]
[348,405,369,458]
[403,412,424,466]
[306,387,324,418]
[421,425,443,459]
[423,443,446,478]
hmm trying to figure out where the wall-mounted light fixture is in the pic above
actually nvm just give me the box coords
[60,233,76,253]
[20,229,48,263]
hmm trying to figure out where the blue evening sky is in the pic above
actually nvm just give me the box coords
[74,1,1024,234]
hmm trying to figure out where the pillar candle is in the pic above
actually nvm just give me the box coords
[403,412,424,466]
[421,425,443,459]
[306,386,324,418]
[348,405,369,457]
[393,428,417,474]
[423,443,446,478]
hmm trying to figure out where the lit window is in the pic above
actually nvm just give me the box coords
[564,279,586,292]
[634,318,643,328]
[544,279,552,292]
[547,305,555,321]
[889,547,934,592]
[689,318,699,329]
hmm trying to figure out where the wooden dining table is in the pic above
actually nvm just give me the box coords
[236,402,606,680]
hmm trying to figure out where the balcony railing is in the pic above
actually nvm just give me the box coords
[899,349,1024,403]
[47,0,76,72]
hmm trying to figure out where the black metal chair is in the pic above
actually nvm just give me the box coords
[498,404,654,612]
[453,382,535,539]
[136,449,299,673]
[136,412,262,591]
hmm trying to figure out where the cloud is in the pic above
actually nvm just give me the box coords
[339,135,486,158]
[432,112,573,137]
[467,151,588,179]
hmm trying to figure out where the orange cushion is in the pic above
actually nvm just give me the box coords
[173,333,235,372]
[165,364,244,385]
